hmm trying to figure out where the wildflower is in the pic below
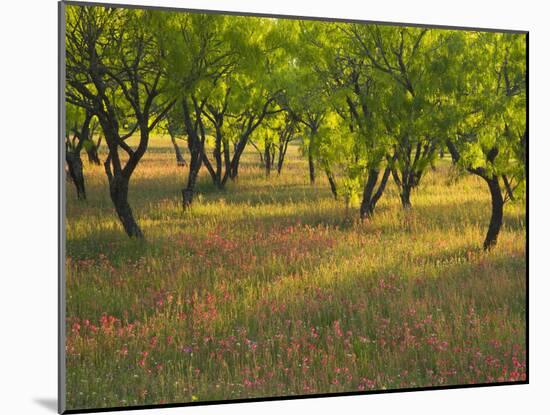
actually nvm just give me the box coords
[71,322,81,334]
[333,320,343,338]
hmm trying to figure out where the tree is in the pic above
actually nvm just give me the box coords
[85,116,102,165]
[161,13,265,203]
[257,111,300,176]
[163,107,186,166]
[301,22,394,218]
[65,104,92,200]
[173,15,232,201]
[66,6,175,237]
[343,25,456,209]
[446,32,526,250]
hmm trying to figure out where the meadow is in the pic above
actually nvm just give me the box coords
[65,135,526,409]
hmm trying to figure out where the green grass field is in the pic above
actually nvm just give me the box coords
[65,135,526,410]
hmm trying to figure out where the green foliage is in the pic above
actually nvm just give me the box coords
[65,3,526,220]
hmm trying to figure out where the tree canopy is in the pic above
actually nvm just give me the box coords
[65,4,527,249]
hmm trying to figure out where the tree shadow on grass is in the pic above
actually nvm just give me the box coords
[234,246,526,340]
[66,187,525,267]
[411,199,525,233]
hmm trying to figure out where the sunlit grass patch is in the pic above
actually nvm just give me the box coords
[65,139,526,409]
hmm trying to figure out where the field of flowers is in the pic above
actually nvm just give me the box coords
[65,136,526,410]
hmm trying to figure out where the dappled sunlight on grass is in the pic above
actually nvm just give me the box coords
[65,138,526,409]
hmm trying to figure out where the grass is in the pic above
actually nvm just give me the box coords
[65,135,526,410]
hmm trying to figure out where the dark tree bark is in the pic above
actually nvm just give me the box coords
[85,120,101,165]
[65,111,93,200]
[392,167,415,209]
[360,166,392,219]
[447,140,505,251]
[400,184,412,209]
[222,139,231,186]
[86,144,101,165]
[229,144,244,180]
[276,136,291,175]
[106,171,143,238]
[298,112,323,185]
[307,126,318,185]
[183,162,200,208]
[66,150,86,200]
[502,175,516,202]
[483,175,504,250]
[271,114,296,175]
[213,127,223,185]
[228,128,273,180]
[66,8,176,238]
[308,151,315,184]
[392,140,436,209]
[276,155,285,175]
[200,89,280,187]
[264,141,277,177]
[201,93,230,188]
[170,134,186,166]
[181,98,206,207]
[325,167,338,200]
[183,150,202,208]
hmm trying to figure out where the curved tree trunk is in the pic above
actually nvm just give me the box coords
[108,175,143,238]
[170,134,186,166]
[360,166,392,219]
[183,144,203,208]
[66,150,86,200]
[446,140,507,250]
[230,150,244,180]
[360,170,379,219]
[325,167,338,200]
[277,141,289,175]
[483,176,504,251]
[182,132,204,208]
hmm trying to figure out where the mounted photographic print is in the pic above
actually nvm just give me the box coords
[59,1,528,413]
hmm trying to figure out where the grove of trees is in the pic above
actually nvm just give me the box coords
[65,5,527,250]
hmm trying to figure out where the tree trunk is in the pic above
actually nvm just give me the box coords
[214,129,223,186]
[183,143,203,208]
[360,169,379,219]
[86,144,101,165]
[108,175,143,238]
[265,143,271,177]
[230,146,245,180]
[277,159,284,175]
[66,150,86,200]
[277,145,287,175]
[182,166,199,208]
[308,152,315,184]
[483,176,504,251]
[400,184,412,209]
[325,168,338,200]
[170,134,186,166]
[360,166,391,219]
